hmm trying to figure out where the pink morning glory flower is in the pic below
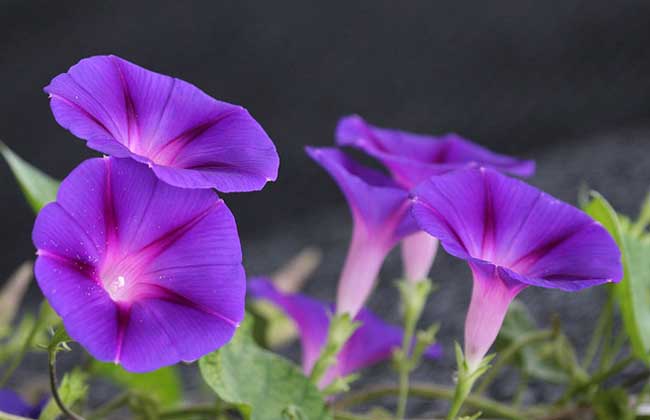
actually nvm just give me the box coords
[337,115,536,283]
[411,166,622,371]
[32,157,245,372]
[306,147,417,317]
[248,278,442,388]
[45,55,279,192]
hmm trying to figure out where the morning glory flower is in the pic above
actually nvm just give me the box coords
[45,55,279,192]
[411,166,622,371]
[0,390,45,419]
[248,278,442,388]
[306,147,417,317]
[336,115,535,187]
[337,115,536,283]
[32,157,245,372]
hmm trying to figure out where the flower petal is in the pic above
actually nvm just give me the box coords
[0,390,38,418]
[401,231,439,282]
[412,166,623,290]
[248,278,329,373]
[463,261,524,371]
[45,55,278,191]
[33,157,245,372]
[248,278,441,386]
[336,115,535,188]
[306,147,416,316]
[119,298,239,372]
[34,256,118,363]
[338,307,442,378]
[306,146,413,235]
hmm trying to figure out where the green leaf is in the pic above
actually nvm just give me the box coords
[91,361,182,406]
[199,316,330,420]
[617,231,650,364]
[584,191,650,364]
[38,368,88,420]
[583,191,624,245]
[1,142,59,213]
[630,191,650,237]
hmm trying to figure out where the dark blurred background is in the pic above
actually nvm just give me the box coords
[3,0,650,405]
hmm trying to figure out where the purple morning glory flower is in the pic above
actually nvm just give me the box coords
[32,157,245,372]
[45,55,279,192]
[337,115,536,283]
[336,115,535,188]
[0,390,45,419]
[248,278,442,388]
[411,166,622,371]
[306,147,417,317]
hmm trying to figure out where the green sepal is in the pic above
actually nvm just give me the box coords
[309,313,359,384]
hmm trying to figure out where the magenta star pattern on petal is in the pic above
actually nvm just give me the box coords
[45,55,279,192]
[32,157,245,372]
[411,166,622,371]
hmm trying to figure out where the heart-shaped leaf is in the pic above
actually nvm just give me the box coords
[199,316,330,420]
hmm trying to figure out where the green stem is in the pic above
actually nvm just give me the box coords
[395,304,418,419]
[596,301,615,373]
[333,411,373,420]
[333,383,528,420]
[600,329,627,370]
[87,392,130,419]
[158,404,221,419]
[581,297,612,370]
[476,329,554,395]
[446,380,472,420]
[309,314,358,385]
[512,371,529,408]
[446,345,494,420]
[0,308,44,387]
[48,348,86,420]
[394,280,433,420]
[559,354,636,403]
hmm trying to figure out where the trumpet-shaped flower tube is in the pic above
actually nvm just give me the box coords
[306,147,417,317]
[0,390,45,419]
[32,157,245,372]
[411,167,622,371]
[248,278,442,388]
[400,230,439,282]
[45,55,278,192]
[337,115,535,283]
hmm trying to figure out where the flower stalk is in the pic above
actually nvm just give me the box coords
[309,314,360,385]
[446,344,494,420]
[47,334,85,420]
[394,279,435,419]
